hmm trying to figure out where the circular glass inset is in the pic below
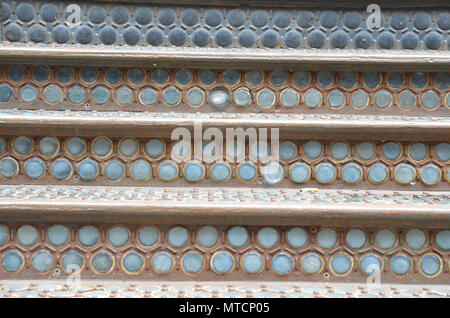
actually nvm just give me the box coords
[304,89,322,108]
[39,137,59,157]
[329,141,350,161]
[104,160,125,181]
[138,226,159,247]
[390,254,411,276]
[246,70,263,87]
[31,250,55,273]
[145,139,165,159]
[375,229,397,250]
[317,228,338,249]
[197,226,219,248]
[351,91,369,109]
[356,142,376,161]
[13,136,33,156]
[65,137,86,157]
[280,89,299,108]
[360,253,382,276]
[43,85,62,104]
[346,228,367,249]
[7,66,25,82]
[61,251,84,273]
[300,253,323,275]
[289,162,311,184]
[77,159,99,181]
[181,252,204,275]
[257,89,275,108]
[211,251,234,275]
[210,162,231,182]
[435,143,449,162]
[241,252,264,275]
[108,226,129,247]
[261,161,284,186]
[78,226,99,247]
[68,86,86,104]
[2,251,24,273]
[394,164,416,185]
[382,141,402,161]
[328,91,346,109]
[271,253,294,275]
[119,138,139,158]
[367,163,388,185]
[168,226,189,248]
[91,86,110,105]
[279,141,297,161]
[20,86,37,103]
[237,162,257,182]
[17,225,38,246]
[341,163,363,184]
[223,70,240,86]
[315,163,337,184]
[398,91,416,110]
[303,141,323,160]
[363,72,381,89]
[91,137,112,158]
[24,158,46,180]
[227,226,249,248]
[51,159,73,180]
[287,227,308,248]
[330,253,352,276]
[408,143,428,162]
[122,252,144,274]
[186,88,205,107]
[419,254,442,277]
[420,164,441,186]
[131,160,152,181]
[405,229,427,250]
[0,224,9,246]
[91,251,114,274]
[183,161,205,182]
[47,225,69,247]
[0,157,19,179]
[422,91,439,110]
[157,160,178,181]
[80,67,98,84]
[233,88,252,107]
[257,227,279,249]
[32,65,50,83]
[435,230,450,251]
[139,88,158,106]
[128,68,145,85]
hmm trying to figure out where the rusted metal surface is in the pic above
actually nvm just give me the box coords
[0,280,449,298]
[0,186,448,227]
[1,46,450,71]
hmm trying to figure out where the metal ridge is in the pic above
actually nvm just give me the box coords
[1,280,449,298]
[1,46,450,71]
[0,110,448,140]
[0,185,448,227]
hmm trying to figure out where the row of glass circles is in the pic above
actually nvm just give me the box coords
[1,66,449,109]
[4,3,449,34]
[2,3,450,50]
[0,224,448,277]
[0,137,448,185]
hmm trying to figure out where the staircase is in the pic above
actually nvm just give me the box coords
[0,0,448,297]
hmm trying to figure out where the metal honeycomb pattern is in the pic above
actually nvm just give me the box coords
[0,223,448,281]
[1,1,449,50]
[0,280,449,298]
[0,65,449,114]
[0,136,448,188]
